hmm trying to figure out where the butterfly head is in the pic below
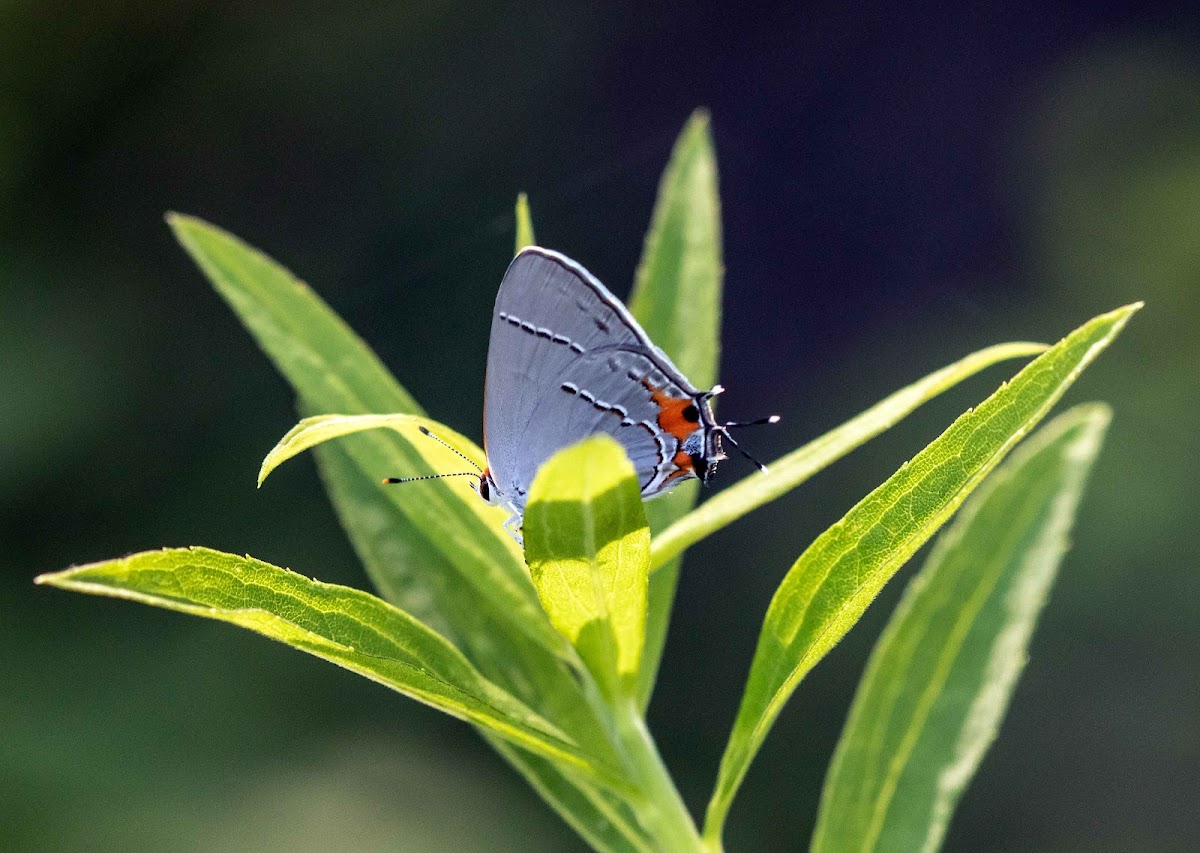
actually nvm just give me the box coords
[477,467,501,506]
[679,404,726,485]
[697,384,779,479]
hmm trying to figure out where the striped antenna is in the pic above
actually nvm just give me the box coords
[384,472,479,485]
[382,425,484,485]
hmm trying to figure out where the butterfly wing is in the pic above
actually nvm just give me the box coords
[483,247,710,510]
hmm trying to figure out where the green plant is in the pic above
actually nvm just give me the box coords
[37,111,1137,852]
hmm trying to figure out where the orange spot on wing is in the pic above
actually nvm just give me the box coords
[648,385,701,443]
[665,450,694,483]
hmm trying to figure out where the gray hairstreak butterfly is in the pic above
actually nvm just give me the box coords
[389,246,777,543]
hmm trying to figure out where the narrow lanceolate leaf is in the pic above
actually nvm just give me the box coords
[627,108,723,707]
[524,436,651,697]
[811,404,1111,853]
[651,342,1048,569]
[34,548,620,788]
[515,193,536,253]
[261,412,624,754]
[259,413,486,490]
[703,303,1140,841]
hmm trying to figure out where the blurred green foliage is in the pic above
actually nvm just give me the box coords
[3,3,1197,851]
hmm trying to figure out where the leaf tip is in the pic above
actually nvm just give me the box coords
[1057,402,1114,457]
[256,451,281,488]
[1106,300,1144,329]
[514,192,536,253]
[164,212,217,255]
[1080,302,1143,351]
[34,562,94,589]
[1070,400,1114,425]
[680,108,716,156]
[164,210,200,235]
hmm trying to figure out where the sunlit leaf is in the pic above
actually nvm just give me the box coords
[515,192,536,253]
[258,412,485,489]
[520,441,700,849]
[651,342,1047,569]
[35,548,623,789]
[626,108,722,707]
[703,303,1140,842]
[810,403,1111,853]
[524,436,650,698]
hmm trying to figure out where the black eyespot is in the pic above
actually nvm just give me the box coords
[682,404,700,422]
[691,452,709,481]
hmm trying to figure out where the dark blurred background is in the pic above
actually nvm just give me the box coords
[3,2,1197,851]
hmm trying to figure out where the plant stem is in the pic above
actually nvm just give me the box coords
[613,696,704,851]
[701,827,726,853]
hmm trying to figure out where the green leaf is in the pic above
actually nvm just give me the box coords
[300,437,544,677]
[35,547,621,788]
[258,412,486,488]
[810,403,1111,853]
[308,439,470,635]
[651,342,1048,569]
[626,108,723,707]
[524,436,650,697]
[515,192,536,253]
[703,303,1140,842]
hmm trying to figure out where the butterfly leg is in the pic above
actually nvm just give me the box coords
[503,509,525,546]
